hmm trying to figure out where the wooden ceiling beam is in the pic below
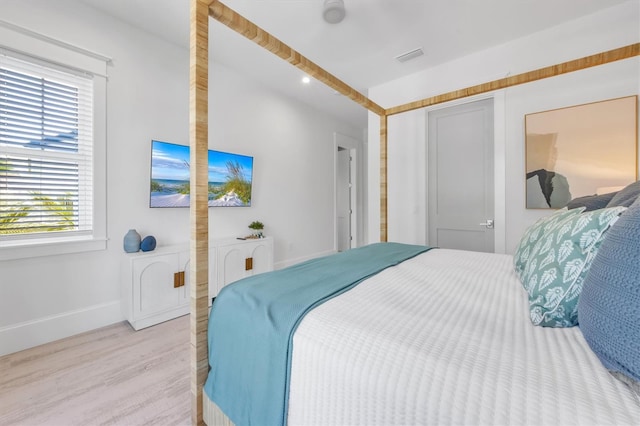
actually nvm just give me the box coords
[208,0,385,116]
[386,43,640,116]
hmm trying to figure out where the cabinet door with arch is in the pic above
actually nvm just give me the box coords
[247,240,273,276]
[216,243,246,294]
[132,253,182,319]
[214,238,274,295]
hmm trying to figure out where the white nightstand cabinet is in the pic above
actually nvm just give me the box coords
[122,237,273,330]
[213,237,274,299]
[122,245,190,330]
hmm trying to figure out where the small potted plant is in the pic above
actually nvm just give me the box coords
[248,221,264,238]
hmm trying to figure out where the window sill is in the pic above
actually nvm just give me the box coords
[0,236,108,261]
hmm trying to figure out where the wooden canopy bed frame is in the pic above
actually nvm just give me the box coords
[189,0,639,423]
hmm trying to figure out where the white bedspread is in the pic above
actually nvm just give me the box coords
[287,249,640,425]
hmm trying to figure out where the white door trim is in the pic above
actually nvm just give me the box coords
[334,132,364,251]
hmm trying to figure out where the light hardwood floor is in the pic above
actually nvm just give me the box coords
[0,315,190,426]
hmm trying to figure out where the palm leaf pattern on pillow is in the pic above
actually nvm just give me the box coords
[521,206,626,327]
[513,208,585,280]
[538,233,554,256]
[558,240,573,263]
[579,229,600,252]
[571,214,592,236]
[539,249,556,270]
[563,258,584,284]
[544,287,566,308]
[555,221,573,244]
[538,268,557,291]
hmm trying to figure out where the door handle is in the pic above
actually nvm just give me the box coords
[174,271,185,288]
[479,219,494,229]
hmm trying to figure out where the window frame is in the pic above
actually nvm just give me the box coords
[0,23,108,261]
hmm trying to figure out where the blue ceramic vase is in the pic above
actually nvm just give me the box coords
[123,229,141,253]
[141,235,157,252]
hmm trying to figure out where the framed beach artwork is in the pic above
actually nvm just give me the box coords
[525,95,638,209]
[149,140,254,208]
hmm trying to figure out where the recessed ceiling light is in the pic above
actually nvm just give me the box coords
[302,76,311,84]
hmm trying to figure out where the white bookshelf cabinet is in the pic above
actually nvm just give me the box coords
[121,237,273,330]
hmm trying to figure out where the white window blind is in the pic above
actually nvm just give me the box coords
[0,53,94,241]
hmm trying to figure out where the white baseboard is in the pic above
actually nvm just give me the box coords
[274,249,336,270]
[0,300,123,357]
[0,250,338,357]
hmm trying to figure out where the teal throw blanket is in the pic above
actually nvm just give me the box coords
[204,242,431,426]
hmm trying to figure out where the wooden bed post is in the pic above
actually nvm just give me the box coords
[190,0,209,424]
[380,114,388,242]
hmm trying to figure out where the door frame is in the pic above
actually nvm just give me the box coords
[334,132,364,251]
[336,147,352,251]
[424,92,506,254]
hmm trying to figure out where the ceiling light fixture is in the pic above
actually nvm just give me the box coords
[302,76,311,84]
[323,0,346,24]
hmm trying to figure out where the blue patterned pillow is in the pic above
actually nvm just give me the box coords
[579,197,640,384]
[513,207,585,281]
[521,206,626,327]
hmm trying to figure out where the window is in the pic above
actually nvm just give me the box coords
[0,35,107,260]
[1,54,94,239]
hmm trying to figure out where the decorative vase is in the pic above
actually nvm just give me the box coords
[140,235,157,252]
[123,229,141,253]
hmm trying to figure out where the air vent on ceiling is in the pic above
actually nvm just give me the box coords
[395,47,424,63]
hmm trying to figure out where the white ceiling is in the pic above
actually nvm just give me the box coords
[78,0,631,127]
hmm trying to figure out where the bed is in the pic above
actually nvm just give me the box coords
[202,186,640,425]
[188,1,640,424]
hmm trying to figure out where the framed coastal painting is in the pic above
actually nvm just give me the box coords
[525,95,637,209]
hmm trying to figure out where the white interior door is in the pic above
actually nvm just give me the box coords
[428,98,494,252]
[336,147,351,252]
[335,132,363,251]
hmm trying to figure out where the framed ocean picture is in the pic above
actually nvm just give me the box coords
[524,96,637,209]
[150,140,254,208]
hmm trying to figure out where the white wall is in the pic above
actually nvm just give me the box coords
[0,0,363,355]
[367,1,640,252]
[207,64,364,263]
